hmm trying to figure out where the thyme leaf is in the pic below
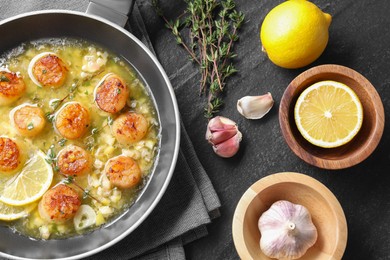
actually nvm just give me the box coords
[63,175,74,184]
[0,75,9,82]
[58,138,67,147]
[27,122,34,130]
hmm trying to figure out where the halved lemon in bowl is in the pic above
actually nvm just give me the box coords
[0,151,53,206]
[294,80,363,148]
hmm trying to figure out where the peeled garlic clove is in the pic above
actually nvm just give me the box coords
[213,131,242,158]
[206,116,242,158]
[258,200,318,259]
[237,92,274,119]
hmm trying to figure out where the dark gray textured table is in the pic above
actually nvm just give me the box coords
[137,0,390,259]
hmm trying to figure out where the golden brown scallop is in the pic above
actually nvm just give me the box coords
[0,137,21,174]
[54,102,90,140]
[104,155,141,189]
[0,71,26,106]
[10,104,46,137]
[28,52,68,88]
[57,145,92,177]
[38,184,81,223]
[94,73,129,113]
[111,112,148,145]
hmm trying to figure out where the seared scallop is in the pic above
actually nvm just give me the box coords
[94,73,129,113]
[0,137,21,174]
[57,145,92,177]
[54,102,90,140]
[10,103,46,137]
[111,112,148,145]
[28,52,68,88]
[38,184,81,223]
[104,155,141,189]
[0,70,26,106]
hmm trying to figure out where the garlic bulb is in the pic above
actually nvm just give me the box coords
[237,92,274,119]
[205,116,242,158]
[258,200,318,259]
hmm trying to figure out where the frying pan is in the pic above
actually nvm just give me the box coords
[0,1,180,259]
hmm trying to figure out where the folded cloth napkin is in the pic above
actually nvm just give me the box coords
[0,1,221,260]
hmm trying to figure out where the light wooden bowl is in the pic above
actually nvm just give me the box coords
[279,64,384,169]
[232,172,347,260]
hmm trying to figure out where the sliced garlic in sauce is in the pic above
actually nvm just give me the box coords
[73,205,97,231]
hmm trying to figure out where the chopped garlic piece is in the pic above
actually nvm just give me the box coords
[82,48,108,73]
[99,206,114,217]
[145,140,155,150]
[93,159,104,169]
[39,226,50,240]
[88,173,100,187]
[100,174,112,191]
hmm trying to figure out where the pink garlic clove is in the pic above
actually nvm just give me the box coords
[213,131,242,158]
[206,116,242,158]
[207,128,238,145]
[237,92,274,119]
[207,116,238,132]
[206,116,239,143]
[212,131,242,158]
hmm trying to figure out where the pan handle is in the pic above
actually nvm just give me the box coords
[86,0,135,27]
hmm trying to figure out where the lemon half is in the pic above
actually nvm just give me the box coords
[294,80,363,148]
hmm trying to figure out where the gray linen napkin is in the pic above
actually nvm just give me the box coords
[0,1,221,259]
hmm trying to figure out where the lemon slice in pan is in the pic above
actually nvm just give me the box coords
[0,151,53,206]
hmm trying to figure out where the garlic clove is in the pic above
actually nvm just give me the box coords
[212,131,242,158]
[206,116,242,158]
[258,200,318,259]
[207,128,238,145]
[207,116,237,132]
[237,92,274,119]
[205,116,238,144]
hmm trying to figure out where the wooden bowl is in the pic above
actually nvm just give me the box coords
[232,172,347,260]
[279,64,384,169]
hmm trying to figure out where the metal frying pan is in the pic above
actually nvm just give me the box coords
[0,1,180,259]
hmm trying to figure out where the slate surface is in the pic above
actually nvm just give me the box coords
[137,0,390,259]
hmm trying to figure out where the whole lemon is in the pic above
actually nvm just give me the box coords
[260,0,332,69]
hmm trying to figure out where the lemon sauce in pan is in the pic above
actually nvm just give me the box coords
[0,38,160,239]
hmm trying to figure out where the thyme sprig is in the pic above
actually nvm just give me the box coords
[153,0,244,118]
[84,116,113,151]
[45,69,104,122]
